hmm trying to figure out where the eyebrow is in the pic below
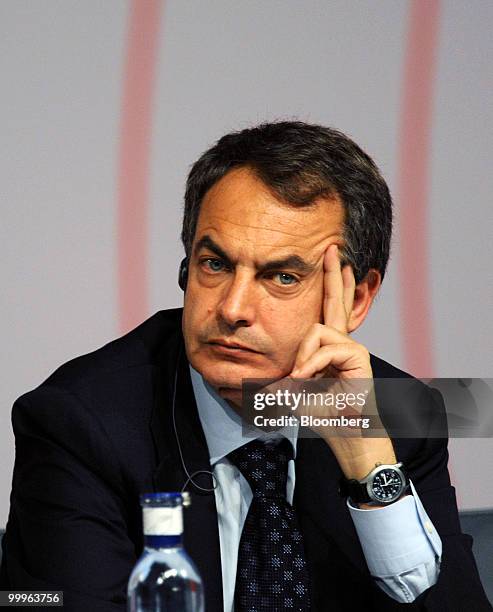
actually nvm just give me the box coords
[193,234,316,275]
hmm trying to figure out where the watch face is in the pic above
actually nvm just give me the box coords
[370,468,404,502]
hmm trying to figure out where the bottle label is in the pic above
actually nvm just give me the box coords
[143,507,183,536]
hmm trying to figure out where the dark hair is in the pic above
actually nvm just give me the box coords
[181,121,392,284]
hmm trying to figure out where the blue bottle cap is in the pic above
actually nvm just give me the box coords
[139,491,183,504]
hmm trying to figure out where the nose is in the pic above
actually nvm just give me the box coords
[217,269,257,328]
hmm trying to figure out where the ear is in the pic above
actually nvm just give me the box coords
[347,269,382,333]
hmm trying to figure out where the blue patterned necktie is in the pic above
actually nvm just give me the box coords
[228,437,312,611]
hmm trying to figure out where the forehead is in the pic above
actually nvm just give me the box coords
[196,167,343,255]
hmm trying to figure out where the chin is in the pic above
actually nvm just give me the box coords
[204,364,291,401]
[187,344,287,387]
[198,360,254,388]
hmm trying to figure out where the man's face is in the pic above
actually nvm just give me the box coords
[182,167,344,406]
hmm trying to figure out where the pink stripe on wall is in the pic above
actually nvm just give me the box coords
[399,1,460,508]
[117,0,163,335]
[398,0,441,377]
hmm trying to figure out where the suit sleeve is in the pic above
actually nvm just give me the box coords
[402,387,491,610]
[0,385,137,611]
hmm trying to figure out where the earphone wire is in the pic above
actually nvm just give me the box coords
[172,342,217,494]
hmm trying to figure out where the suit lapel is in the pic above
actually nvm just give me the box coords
[149,329,224,612]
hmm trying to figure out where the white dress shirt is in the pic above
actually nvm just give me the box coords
[189,364,442,611]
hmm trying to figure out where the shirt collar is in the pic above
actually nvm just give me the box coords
[189,363,298,465]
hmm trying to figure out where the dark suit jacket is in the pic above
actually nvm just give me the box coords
[0,308,490,611]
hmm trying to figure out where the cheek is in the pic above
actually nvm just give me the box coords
[182,294,203,341]
[184,287,211,318]
[262,309,305,354]
[264,299,322,362]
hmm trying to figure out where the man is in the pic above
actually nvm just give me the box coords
[0,121,490,611]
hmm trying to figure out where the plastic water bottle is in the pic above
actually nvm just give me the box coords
[127,492,204,611]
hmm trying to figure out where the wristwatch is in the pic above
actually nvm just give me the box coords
[339,462,408,505]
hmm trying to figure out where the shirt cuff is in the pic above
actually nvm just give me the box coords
[347,479,442,577]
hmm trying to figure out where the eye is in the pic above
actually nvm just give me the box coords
[201,258,226,272]
[271,272,298,286]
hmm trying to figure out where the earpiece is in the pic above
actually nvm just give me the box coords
[178,257,189,291]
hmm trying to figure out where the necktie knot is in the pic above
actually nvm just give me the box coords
[228,437,293,499]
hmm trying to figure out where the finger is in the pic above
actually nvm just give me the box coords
[323,244,347,333]
[292,324,349,372]
[292,343,367,379]
[342,264,356,320]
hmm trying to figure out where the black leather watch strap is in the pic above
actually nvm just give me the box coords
[338,476,371,503]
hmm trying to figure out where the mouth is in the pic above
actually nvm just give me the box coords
[207,340,260,354]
